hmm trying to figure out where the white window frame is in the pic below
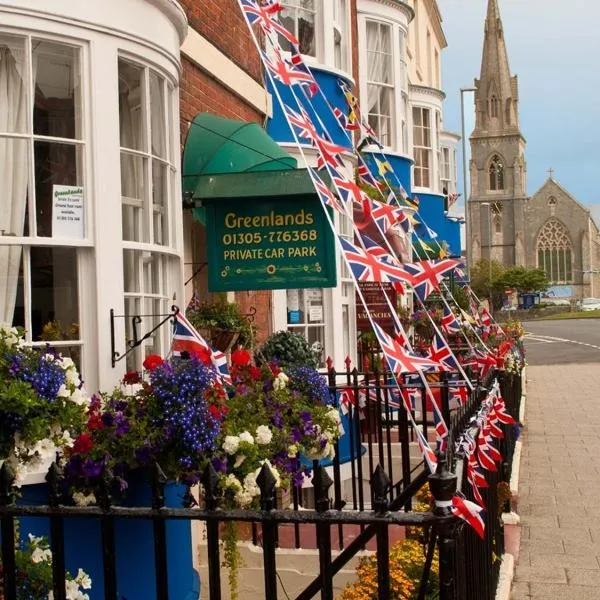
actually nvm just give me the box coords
[280,0,319,59]
[365,19,395,148]
[0,32,91,365]
[119,56,180,371]
[412,106,431,188]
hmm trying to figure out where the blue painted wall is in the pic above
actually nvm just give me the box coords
[361,151,413,197]
[267,67,354,151]
[413,193,461,258]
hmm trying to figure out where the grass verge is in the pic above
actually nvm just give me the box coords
[538,310,600,320]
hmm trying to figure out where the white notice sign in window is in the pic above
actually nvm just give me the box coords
[52,185,84,239]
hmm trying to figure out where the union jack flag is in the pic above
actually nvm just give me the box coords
[493,395,516,425]
[433,408,448,451]
[371,200,406,234]
[426,333,460,372]
[480,308,492,332]
[452,495,485,539]
[239,0,299,46]
[476,430,499,471]
[400,386,421,412]
[171,314,231,384]
[289,49,319,96]
[333,176,371,207]
[416,427,438,473]
[449,384,469,408]
[283,104,347,169]
[340,236,413,285]
[372,322,440,376]
[262,50,316,88]
[442,305,462,335]
[402,259,461,301]
[357,163,385,189]
[308,168,344,213]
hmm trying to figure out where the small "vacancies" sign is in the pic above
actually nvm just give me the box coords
[204,195,337,292]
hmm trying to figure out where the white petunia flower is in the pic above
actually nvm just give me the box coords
[70,387,88,406]
[233,455,246,468]
[234,489,254,508]
[255,425,273,445]
[243,472,260,497]
[223,435,240,455]
[72,492,96,507]
[223,474,243,493]
[57,384,71,398]
[273,372,289,390]
[31,546,52,564]
[238,431,254,445]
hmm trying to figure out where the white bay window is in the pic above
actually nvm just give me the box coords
[412,106,431,188]
[119,58,178,371]
[366,20,393,147]
[0,34,85,361]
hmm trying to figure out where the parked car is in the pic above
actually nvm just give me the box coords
[579,298,600,311]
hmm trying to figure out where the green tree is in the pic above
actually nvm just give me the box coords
[469,258,506,305]
[494,266,549,294]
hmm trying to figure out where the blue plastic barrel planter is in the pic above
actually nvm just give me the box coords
[17,475,200,600]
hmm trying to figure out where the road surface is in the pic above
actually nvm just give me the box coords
[522,318,600,365]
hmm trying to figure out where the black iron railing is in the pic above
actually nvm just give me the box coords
[0,367,522,600]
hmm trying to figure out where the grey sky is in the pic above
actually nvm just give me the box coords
[438,0,600,224]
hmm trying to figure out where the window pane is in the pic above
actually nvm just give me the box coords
[152,159,168,245]
[0,36,28,134]
[34,141,82,237]
[33,41,81,139]
[123,249,140,293]
[149,72,166,159]
[121,153,148,242]
[118,60,145,151]
[0,137,30,237]
[30,246,79,341]
[0,245,24,325]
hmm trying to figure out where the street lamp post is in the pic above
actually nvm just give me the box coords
[460,87,477,275]
[481,202,493,308]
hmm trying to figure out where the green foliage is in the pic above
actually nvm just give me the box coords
[186,300,255,348]
[257,330,320,368]
[494,266,549,294]
[468,259,549,309]
[0,325,87,467]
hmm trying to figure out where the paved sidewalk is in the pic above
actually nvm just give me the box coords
[511,363,600,600]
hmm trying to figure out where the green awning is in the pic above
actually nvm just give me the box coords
[182,113,322,225]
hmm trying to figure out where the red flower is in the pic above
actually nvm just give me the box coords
[87,414,104,431]
[123,370,141,385]
[143,354,164,371]
[72,433,94,454]
[193,346,213,366]
[249,366,263,381]
[231,349,251,367]
[269,362,281,376]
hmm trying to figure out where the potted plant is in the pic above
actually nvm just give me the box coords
[0,530,92,599]
[186,298,254,352]
[0,323,88,485]
[206,349,342,599]
[257,330,320,369]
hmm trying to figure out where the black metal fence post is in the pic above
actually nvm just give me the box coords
[429,455,459,600]
[314,465,334,600]
[202,463,222,600]
[47,462,67,600]
[151,462,169,600]
[257,463,278,600]
[372,465,391,600]
[0,462,17,600]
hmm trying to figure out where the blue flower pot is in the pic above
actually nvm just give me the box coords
[17,477,200,600]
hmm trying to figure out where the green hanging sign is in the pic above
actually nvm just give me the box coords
[204,195,337,292]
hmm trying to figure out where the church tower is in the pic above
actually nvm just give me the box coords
[468,0,528,267]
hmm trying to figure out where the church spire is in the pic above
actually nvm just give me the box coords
[472,0,521,136]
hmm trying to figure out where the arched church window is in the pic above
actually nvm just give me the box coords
[537,218,573,283]
[489,155,504,191]
[490,95,499,118]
